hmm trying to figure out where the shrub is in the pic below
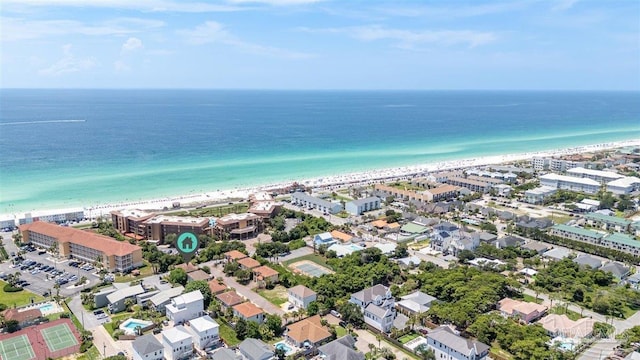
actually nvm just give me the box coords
[3,284,22,292]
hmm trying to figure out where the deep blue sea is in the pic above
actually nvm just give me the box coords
[1,90,639,213]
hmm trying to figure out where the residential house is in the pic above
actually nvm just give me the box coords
[330,230,353,243]
[492,236,526,249]
[345,197,381,215]
[497,298,547,323]
[314,232,337,246]
[573,255,603,269]
[238,338,274,360]
[188,269,211,282]
[107,284,145,313]
[237,257,261,270]
[524,186,557,204]
[211,348,241,360]
[538,314,596,339]
[162,325,193,360]
[148,286,184,313]
[396,291,438,316]
[350,284,396,333]
[285,315,332,347]
[628,272,640,290]
[208,280,228,295]
[253,265,279,286]
[166,290,205,324]
[175,263,199,273]
[426,326,490,360]
[521,241,551,254]
[543,248,572,261]
[224,250,248,262]
[395,256,422,268]
[600,262,630,279]
[317,335,364,360]
[216,291,245,311]
[2,308,42,328]
[132,334,164,360]
[233,302,265,323]
[287,285,317,310]
[187,315,220,350]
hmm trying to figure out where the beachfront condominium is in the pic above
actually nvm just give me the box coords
[539,173,601,194]
[290,192,343,214]
[248,192,282,219]
[19,221,143,272]
[566,167,625,183]
[111,210,209,242]
[212,213,262,240]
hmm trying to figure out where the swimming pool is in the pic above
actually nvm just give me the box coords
[39,303,54,312]
[120,318,153,335]
[275,342,293,354]
[346,244,364,251]
[551,336,578,352]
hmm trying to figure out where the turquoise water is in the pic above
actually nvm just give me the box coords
[1,90,638,213]
[39,303,54,312]
[275,342,292,352]
[122,319,150,331]
[347,244,364,251]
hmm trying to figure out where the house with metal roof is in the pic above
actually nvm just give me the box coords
[238,338,273,360]
[584,213,632,233]
[549,224,604,245]
[426,326,489,360]
[132,334,164,360]
[210,348,241,360]
[601,233,640,256]
[107,284,145,313]
[317,335,364,360]
[573,254,603,269]
[397,291,438,315]
[148,286,184,312]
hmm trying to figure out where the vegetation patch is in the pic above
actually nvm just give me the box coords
[0,280,44,306]
[282,253,332,270]
[398,332,420,344]
[257,285,288,306]
[219,323,241,346]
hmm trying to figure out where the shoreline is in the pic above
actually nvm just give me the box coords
[3,139,639,220]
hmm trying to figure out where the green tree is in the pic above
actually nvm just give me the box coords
[184,280,213,308]
[306,301,319,316]
[168,268,188,285]
[265,314,283,337]
[235,318,247,340]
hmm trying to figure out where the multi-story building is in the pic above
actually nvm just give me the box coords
[111,209,156,239]
[601,233,640,256]
[287,285,317,310]
[566,167,624,183]
[446,177,492,193]
[584,213,632,233]
[187,315,220,351]
[212,213,261,240]
[166,290,204,324]
[248,192,282,219]
[19,208,86,225]
[132,334,164,360]
[539,174,600,194]
[607,176,640,195]
[20,221,142,272]
[524,186,557,204]
[111,210,209,242]
[426,326,489,360]
[162,326,193,360]
[549,224,604,245]
[350,284,395,333]
[233,302,264,324]
[290,192,342,214]
[345,197,381,215]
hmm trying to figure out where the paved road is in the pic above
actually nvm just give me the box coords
[278,247,314,264]
[578,339,621,360]
[408,249,451,269]
[203,261,285,316]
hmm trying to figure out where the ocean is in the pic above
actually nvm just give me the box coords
[1,90,639,213]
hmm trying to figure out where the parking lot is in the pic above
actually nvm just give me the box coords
[0,237,102,298]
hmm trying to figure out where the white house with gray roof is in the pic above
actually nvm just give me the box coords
[132,334,164,360]
[345,197,381,215]
[287,285,317,310]
[350,284,396,333]
[397,291,438,315]
[166,290,204,324]
[107,284,145,313]
[148,286,184,312]
[426,326,489,360]
[162,325,193,360]
[318,335,364,360]
[187,315,220,350]
[238,338,274,360]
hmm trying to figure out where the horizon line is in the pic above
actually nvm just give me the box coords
[1,87,639,92]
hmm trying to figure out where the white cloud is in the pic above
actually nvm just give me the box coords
[122,37,143,52]
[114,60,131,72]
[552,0,579,11]
[376,2,528,18]
[39,44,97,76]
[226,0,324,5]
[2,0,248,12]
[178,21,313,58]
[301,25,497,49]
[1,17,164,42]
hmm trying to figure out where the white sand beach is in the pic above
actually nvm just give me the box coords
[3,139,639,220]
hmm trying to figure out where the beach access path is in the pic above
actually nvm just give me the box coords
[201,260,285,316]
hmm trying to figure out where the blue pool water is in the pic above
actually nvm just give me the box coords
[347,244,364,251]
[39,303,54,312]
[122,319,151,331]
[275,343,292,352]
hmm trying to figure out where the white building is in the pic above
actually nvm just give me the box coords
[291,192,342,214]
[607,176,640,195]
[162,325,193,360]
[132,334,164,360]
[540,173,600,194]
[350,284,396,333]
[524,186,557,204]
[287,285,317,309]
[187,315,220,350]
[426,326,490,360]
[345,197,381,215]
[566,167,624,183]
[166,290,204,324]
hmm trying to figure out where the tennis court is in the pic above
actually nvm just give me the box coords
[0,334,35,360]
[41,323,78,352]
[289,260,333,277]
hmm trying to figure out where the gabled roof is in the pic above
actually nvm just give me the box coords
[288,285,316,299]
[233,302,264,318]
[175,263,199,273]
[427,326,489,357]
[351,284,389,303]
[208,280,228,294]
[365,303,391,318]
[239,338,273,360]
[224,250,248,261]
[330,230,353,243]
[573,255,603,269]
[216,291,244,307]
[211,348,241,360]
[188,269,211,281]
[237,257,261,269]
[149,286,184,306]
[318,335,364,360]
[398,291,437,313]
[286,315,332,344]
[106,284,145,304]
[600,262,630,279]
[132,334,163,355]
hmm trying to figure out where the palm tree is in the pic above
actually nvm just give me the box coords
[282,312,290,325]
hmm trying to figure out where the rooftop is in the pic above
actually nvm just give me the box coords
[188,269,211,281]
[189,315,219,332]
[224,250,248,261]
[237,257,261,269]
[351,284,389,303]
[603,233,640,248]
[217,213,260,224]
[540,173,601,186]
[145,215,209,225]
[347,196,380,206]
[330,230,353,243]
[106,284,145,304]
[132,334,163,355]
[208,280,228,294]
[162,325,192,344]
[286,315,332,344]
[233,302,264,318]
[20,221,142,257]
[584,213,632,226]
[552,224,604,239]
[567,167,624,179]
[288,285,316,298]
[253,265,279,279]
[217,291,245,307]
[149,286,184,306]
[427,326,490,357]
[498,298,547,316]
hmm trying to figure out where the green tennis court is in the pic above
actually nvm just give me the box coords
[41,323,78,352]
[0,334,35,360]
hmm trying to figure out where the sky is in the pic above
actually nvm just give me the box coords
[1,0,639,90]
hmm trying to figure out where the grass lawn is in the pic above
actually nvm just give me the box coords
[104,311,136,336]
[220,323,241,346]
[336,211,350,219]
[398,332,420,344]
[490,342,514,360]
[282,253,332,270]
[116,261,155,282]
[0,280,44,307]
[550,305,582,321]
[257,285,288,306]
[77,345,101,360]
[335,326,347,338]
[549,212,572,224]
[522,294,544,304]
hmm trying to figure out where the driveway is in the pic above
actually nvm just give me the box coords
[353,329,418,360]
